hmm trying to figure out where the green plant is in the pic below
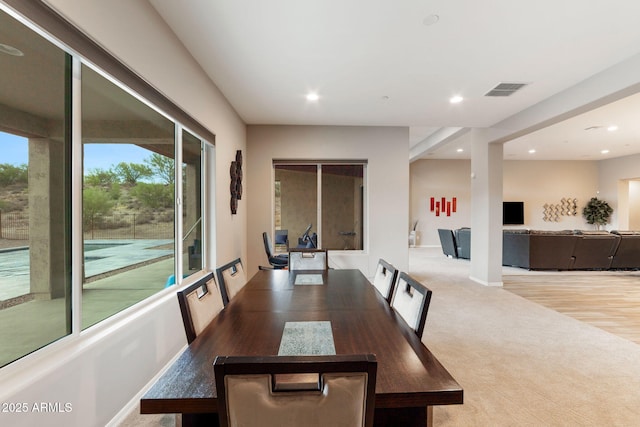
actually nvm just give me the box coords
[130,182,174,209]
[83,187,114,226]
[113,162,153,185]
[84,168,118,187]
[0,163,28,186]
[144,153,175,185]
[582,197,613,229]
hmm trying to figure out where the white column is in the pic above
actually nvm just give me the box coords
[470,130,503,286]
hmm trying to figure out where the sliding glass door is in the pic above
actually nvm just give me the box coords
[274,162,365,251]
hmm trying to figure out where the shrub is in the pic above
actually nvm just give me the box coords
[109,182,122,200]
[83,187,114,226]
[135,211,154,225]
[0,163,28,186]
[84,168,118,187]
[157,211,174,223]
[130,183,174,209]
[0,200,15,211]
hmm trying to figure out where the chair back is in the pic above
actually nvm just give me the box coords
[372,259,398,302]
[263,232,289,268]
[263,232,276,258]
[437,229,459,258]
[216,258,247,305]
[288,248,328,270]
[214,354,377,427]
[390,272,432,338]
[176,272,224,343]
[274,229,289,250]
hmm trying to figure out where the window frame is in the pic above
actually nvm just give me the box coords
[0,0,216,367]
[272,160,368,252]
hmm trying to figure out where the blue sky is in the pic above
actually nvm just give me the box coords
[1,132,28,165]
[83,144,150,172]
[1,131,151,171]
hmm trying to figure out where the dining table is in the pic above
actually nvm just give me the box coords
[140,268,463,426]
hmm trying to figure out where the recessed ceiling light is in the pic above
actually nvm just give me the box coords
[0,43,24,56]
[601,149,610,154]
[423,15,440,26]
[456,148,464,153]
[528,149,536,154]
[449,95,463,104]
[607,125,618,132]
[306,92,319,102]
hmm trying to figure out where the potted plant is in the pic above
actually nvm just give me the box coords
[582,197,613,230]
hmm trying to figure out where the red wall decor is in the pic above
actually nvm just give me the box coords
[430,197,457,217]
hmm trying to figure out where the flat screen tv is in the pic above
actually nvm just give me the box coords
[503,201,524,225]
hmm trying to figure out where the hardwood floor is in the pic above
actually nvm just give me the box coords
[504,271,640,345]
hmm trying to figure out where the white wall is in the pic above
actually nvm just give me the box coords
[411,159,601,246]
[410,160,472,247]
[0,1,246,426]
[503,160,599,231]
[247,125,409,276]
[630,181,640,229]
[598,153,640,229]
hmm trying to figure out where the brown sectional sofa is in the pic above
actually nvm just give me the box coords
[502,229,636,270]
[609,230,640,269]
[437,228,640,270]
[503,230,579,270]
[570,231,620,270]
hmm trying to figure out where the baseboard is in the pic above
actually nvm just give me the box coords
[469,275,503,287]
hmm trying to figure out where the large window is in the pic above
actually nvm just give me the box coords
[0,7,213,367]
[274,162,365,251]
[0,10,71,367]
[81,65,176,329]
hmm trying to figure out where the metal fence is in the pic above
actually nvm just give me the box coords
[0,211,173,240]
[84,214,174,240]
[0,211,28,240]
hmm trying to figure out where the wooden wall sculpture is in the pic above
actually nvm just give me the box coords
[230,150,242,214]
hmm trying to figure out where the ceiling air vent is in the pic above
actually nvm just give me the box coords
[484,82,528,97]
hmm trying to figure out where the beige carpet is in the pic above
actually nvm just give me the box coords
[412,247,640,426]
[120,249,640,426]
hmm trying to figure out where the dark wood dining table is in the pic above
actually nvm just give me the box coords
[141,269,463,426]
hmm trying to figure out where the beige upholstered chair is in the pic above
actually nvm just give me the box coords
[214,354,377,427]
[390,272,432,338]
[372,258,398,302]
[216,258,247,305]
[176,272,224,343]
[288,248,328,270]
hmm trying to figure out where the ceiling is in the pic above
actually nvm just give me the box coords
[148,0,640,161]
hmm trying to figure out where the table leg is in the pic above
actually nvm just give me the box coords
[374,406,428,427]
[181,413,219,427]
